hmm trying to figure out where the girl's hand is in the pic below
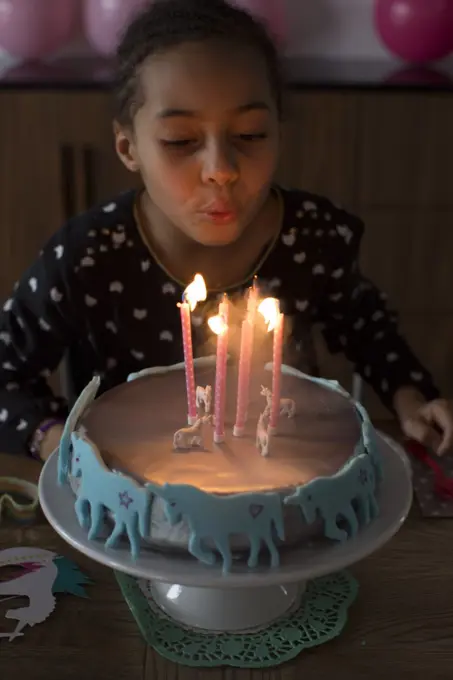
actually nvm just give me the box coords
[394,387,453,456]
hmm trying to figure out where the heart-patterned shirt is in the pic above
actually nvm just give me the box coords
[0,187,439,454]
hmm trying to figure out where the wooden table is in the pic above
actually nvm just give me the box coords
[1,448,453,680]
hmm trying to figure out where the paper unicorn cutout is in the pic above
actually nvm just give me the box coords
[353,401,383,482]
[284,453,379,542]
[58,375,101,485]
[0,547,90,642]
[146,483,285,574]
[71,432,152,558]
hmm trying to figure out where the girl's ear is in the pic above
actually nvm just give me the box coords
[113,120,140,173]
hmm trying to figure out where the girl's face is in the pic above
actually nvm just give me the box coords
[116,40,280,247]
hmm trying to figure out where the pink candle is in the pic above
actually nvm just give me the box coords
[233,286,258,436]
[180,301,197,424]
[179,274,207,425]
[209,296,229,444]
[269,310,284,433]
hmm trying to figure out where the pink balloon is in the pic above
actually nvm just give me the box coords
[83,0,151,56]
[0,0,79,61]
[375,0,453,63]
[230,0,287,49]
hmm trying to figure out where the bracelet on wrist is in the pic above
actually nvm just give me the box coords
[29,418,64,460]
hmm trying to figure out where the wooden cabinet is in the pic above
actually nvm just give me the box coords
[0,93,63,294]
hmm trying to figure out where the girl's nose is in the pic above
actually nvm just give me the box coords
[201,139,239,186]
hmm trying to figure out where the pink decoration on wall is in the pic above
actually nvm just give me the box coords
[83,0,151,56]
[374,0,453,64]
[0,0,79,61]
[230,0,287,49]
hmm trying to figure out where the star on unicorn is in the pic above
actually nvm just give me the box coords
[0,547,91,642]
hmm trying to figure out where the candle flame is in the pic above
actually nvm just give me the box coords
[208,314,228,336]
[183,274,207,312]
[258,297,280,332]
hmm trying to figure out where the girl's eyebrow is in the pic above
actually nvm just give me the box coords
[156,101,270,120]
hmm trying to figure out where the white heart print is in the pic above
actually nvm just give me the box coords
[141,260,151,272]
[16,419,27,431]
[293,252,306,264]
[160,331,174,342]
[85,295,98,307]
[54,245,64,259]
[105,321,118,334]
[411,372,423,382]
[268,278,281,289]
[0,332,11,345]
[103,202,117,213]
[50,401,60,413]
[39,318,51,331]
[3,299,12,312]
[303,201,317,211]
[112,232,126,246]
[29,277,38,293]
[387,352,398,362]
[162,282,177,295]
[133,309,148,320]
[337,225,353,244]
[2,362,15,371]
[191,315,203,327]
[50,287,63,303]
[109,281,124,294]
[332,268,344,279]
[100,245,108,253]
[131,349,145,361]
[312,264,325,275]
[281,231,296,247]
[296,300,309,312]
[353,318,364,330]
[0,408,8,422]
[330,293,343,302]
[81,256,95,267]
[107,358,117,370]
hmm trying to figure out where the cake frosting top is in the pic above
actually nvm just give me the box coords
[81,364,361,494]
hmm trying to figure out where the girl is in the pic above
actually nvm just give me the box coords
[0,0,451,461]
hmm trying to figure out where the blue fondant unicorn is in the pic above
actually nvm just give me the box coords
[353,401,383,482]
[284,453,379,542]
[58,376,100,485]
[70,432,151,559]
[146,483,285,574]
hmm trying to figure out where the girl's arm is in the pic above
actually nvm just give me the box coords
[316,212,440,413]
[0,227,79,455]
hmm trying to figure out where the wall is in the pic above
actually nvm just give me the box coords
[1,0,453,67]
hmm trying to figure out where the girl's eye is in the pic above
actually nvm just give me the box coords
[236,133,268,142]
[161,139,196,148]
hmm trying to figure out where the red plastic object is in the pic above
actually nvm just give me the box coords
[405,438,453,499]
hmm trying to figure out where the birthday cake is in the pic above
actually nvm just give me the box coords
[56,278,382,574]
[57,359,381,574]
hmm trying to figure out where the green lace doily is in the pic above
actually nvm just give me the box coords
[115,570,358,668]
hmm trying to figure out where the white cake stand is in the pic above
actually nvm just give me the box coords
[38,433,412,633]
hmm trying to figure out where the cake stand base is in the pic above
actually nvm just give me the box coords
[149,580,304,632]
[39,433,412,633]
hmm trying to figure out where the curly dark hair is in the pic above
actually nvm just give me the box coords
[114,0,283,127]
